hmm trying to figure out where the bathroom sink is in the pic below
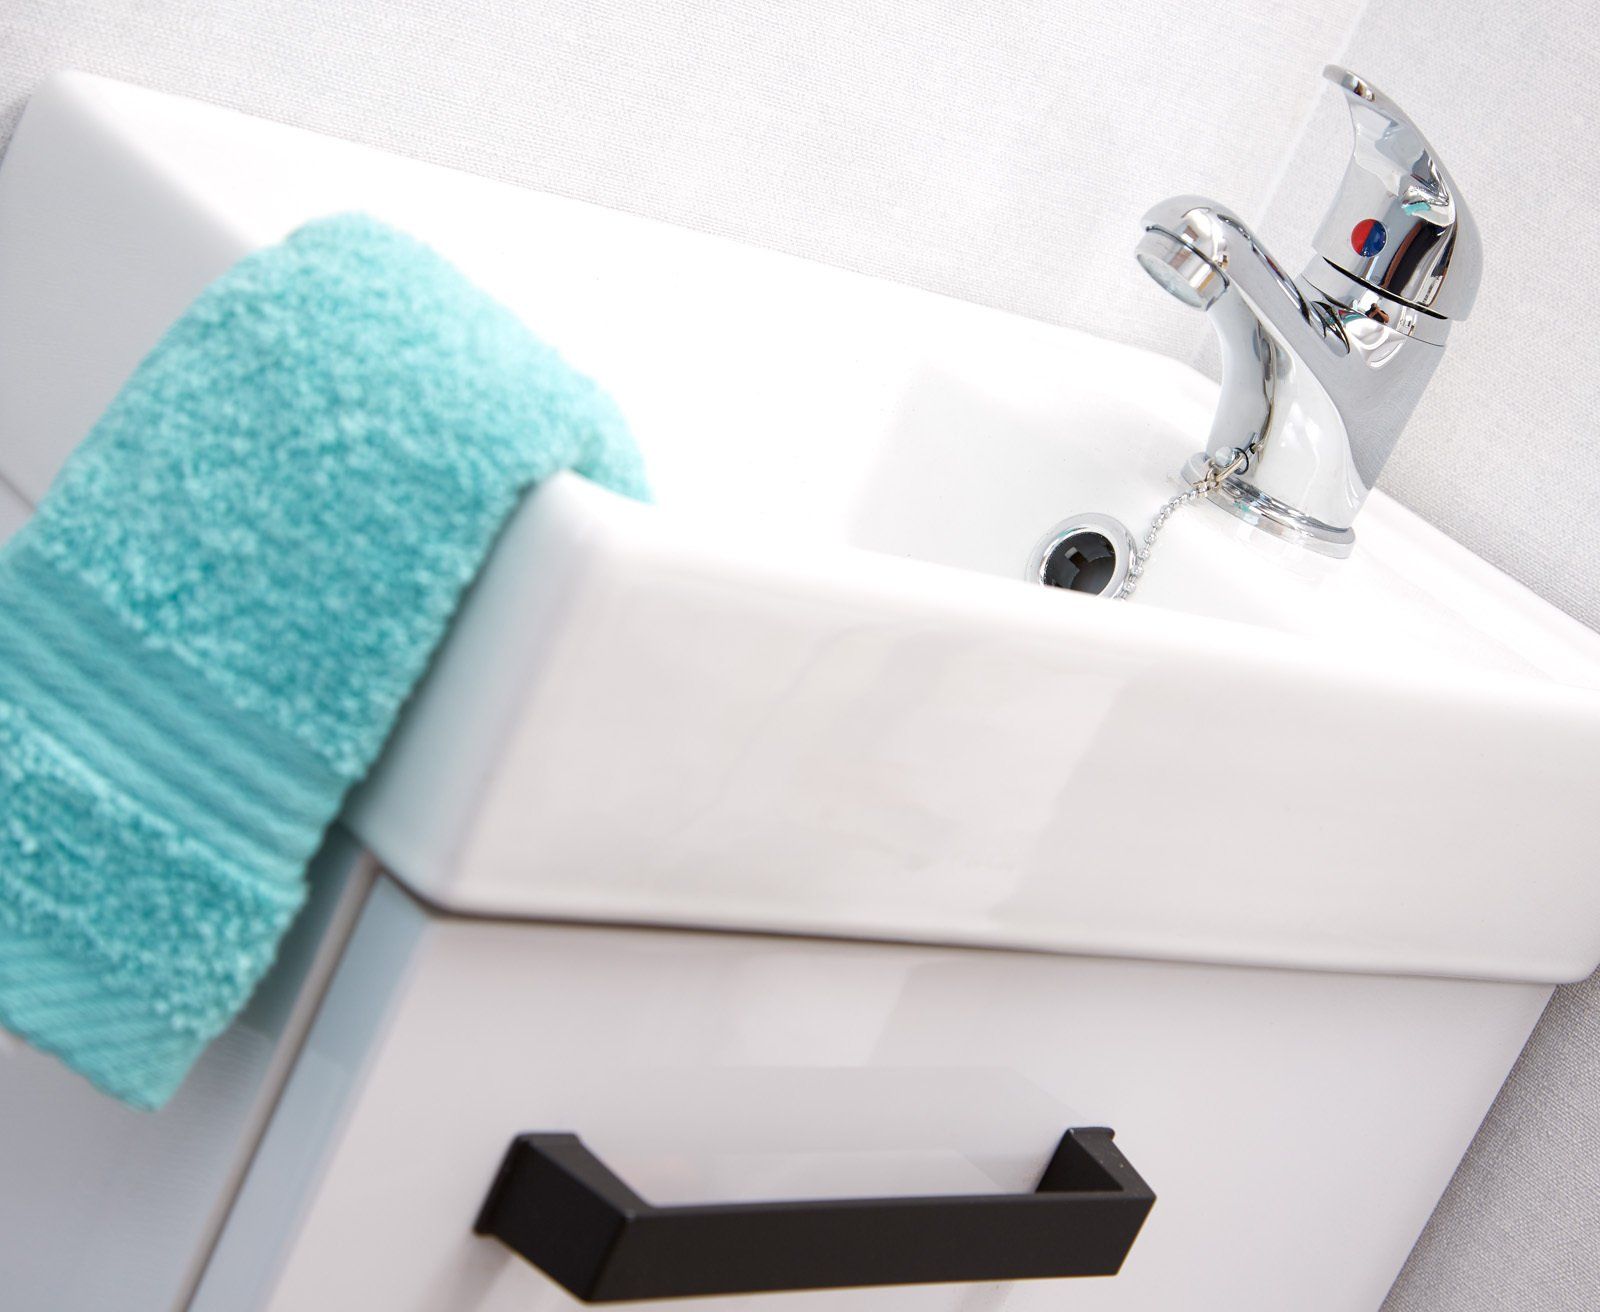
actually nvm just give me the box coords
[4,72,1600,984]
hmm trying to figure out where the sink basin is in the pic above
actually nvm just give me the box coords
[5,72,1600,984]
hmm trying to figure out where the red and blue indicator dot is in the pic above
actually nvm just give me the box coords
[1350,218,1387,257]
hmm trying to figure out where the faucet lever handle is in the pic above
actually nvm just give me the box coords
[1311,65,1480,320]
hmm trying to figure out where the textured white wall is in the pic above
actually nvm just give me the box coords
[1,1,1597,1307]
[0,0,1361,362]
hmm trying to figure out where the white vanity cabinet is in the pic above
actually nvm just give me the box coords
[188,873,1545,1312]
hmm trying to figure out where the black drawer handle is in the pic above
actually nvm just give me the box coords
[474,1128,1154,1302]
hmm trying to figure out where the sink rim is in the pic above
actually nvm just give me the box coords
[7,70,1600,988]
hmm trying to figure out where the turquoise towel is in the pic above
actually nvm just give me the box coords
[0,214,647,1108]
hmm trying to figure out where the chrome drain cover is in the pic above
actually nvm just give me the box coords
[1028,513,1136,598]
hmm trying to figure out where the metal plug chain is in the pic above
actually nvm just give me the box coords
[1120,447,1247,599]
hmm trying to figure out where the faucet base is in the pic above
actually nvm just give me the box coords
[1181,453,1356,558]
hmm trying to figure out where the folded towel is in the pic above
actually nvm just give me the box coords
[0,214,647,1108]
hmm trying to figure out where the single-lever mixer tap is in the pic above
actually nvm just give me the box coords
[1135,66,1480,555]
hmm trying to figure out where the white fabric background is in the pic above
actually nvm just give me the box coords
[2,0,1597,1305]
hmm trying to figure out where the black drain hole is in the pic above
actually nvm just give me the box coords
[1040,530,1120,595]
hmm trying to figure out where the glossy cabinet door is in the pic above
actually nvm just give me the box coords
[194,876,1548,1311]
[0,836,372,1312]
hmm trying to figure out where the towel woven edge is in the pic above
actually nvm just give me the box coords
[0,914,200,1110]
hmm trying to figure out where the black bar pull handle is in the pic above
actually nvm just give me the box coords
[474,1128,1155,1302]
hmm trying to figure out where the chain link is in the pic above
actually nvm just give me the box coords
[1120,448,1247,599]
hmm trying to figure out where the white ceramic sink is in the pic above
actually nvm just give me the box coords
[4,72,1600,985]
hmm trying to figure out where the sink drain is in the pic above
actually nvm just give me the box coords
[1028,514,1136,599]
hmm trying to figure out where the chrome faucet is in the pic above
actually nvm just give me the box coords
[1135,66,1479,555]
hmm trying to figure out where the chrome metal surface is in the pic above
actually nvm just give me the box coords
[1136,67,1478,552]
[1313,66,1480,321]
[1179,453,1356,556]
[1028,512,1137,598]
